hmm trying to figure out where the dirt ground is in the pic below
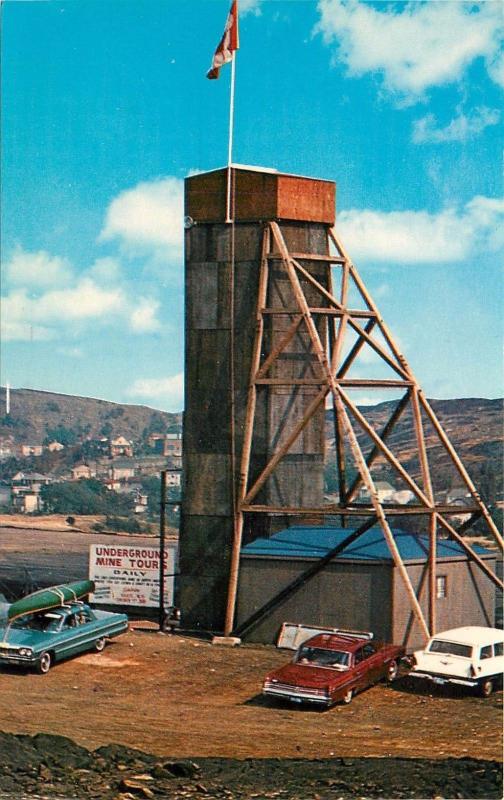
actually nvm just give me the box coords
[0,523,502,798]
[1,628,502,762]
[0,630,502,799]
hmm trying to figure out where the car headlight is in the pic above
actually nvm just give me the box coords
[19,648,33,657]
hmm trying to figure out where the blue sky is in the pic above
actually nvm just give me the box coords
[1,0,502,412]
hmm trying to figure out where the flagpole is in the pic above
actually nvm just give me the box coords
[226,52,236,223]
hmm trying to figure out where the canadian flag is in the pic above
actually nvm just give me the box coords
[207,1,239,79]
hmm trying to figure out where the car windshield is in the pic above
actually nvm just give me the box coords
[11,612,64,632]
[295,646,350,668]
[428,639,472,658]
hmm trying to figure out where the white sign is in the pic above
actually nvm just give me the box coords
[89,543,177,608]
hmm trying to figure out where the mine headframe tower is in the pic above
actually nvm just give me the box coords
[179,166,503,639]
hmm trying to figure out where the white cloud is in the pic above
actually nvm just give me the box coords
[128,373,184,411]
[1,248,163,342]
[87,257,122,284]
[487,48,504,88]
[412,106,500,144]
[130,298,162,333]
[315,0,503,100]
[1,281,124,339]
[40,279,125,321]
[4,247,74,288]
[239,0,262,16]
[99,177,183,261]
[337,195,504,263]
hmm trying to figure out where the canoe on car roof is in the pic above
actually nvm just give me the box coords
[7,580,95,622]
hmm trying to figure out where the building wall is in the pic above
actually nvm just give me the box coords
[235,554,496,648]
[236,557,393,644]
[180,215,332,631]
[392,557,497,651]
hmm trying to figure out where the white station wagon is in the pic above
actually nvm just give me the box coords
[409,626,504,697]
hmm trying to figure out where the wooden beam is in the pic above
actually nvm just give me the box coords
[419,392,504,551]
[240,503,484,516]
[332,389,431,640]
[224,225,271,637]
[410,387,437,633]
[329,260,348,518]
[256,316,303,379]
[254,378,414,387]
[268,251,346,264]
[260,308,374,318]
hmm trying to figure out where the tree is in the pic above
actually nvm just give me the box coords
[40,479,133,516]
[43,425,78,446]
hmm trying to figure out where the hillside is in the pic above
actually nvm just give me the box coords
[0,387,181,447]
[325,397,503,501]
[0,387,502,504]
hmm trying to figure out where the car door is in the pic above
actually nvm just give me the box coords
[354,643,380,690]
[362,642,385,683]
[58,610,93,658]
[353,646,368,690]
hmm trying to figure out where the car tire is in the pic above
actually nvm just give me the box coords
[342,688,354,705]
[36,652,52,675]
[386,660,398,682]
[479,679,494,698]
[95,637,107,652]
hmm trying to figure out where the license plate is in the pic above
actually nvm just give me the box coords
[432,677,446,685]
[290,697,303,704]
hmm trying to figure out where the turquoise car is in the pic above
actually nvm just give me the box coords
[0,580,128,674]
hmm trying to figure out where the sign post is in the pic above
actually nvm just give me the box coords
[158,470,167,631]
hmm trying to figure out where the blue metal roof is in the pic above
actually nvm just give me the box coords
[241,525,493,562]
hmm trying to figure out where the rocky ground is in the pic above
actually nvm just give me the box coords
[0,731,502,800]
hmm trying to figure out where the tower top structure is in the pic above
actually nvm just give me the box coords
[185,164,335,225]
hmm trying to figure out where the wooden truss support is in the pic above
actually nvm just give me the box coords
[224,220,503,638]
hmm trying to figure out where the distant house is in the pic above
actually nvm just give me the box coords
[103,477,121,492]
[446,488,473,524]
[164,433,182,458]
[71,463,96,481]
[393,489,415,505]
[446,487,472,505]
[47,441,65,452]
[110,436,133,458]
[109,463,136,481]
[147,433,165,451]
[11,471,51,513]
[20,444,43,458]
[148,433,182,459]
[358,481,395,503]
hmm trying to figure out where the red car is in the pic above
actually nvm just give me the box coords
[263,631,405,707]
